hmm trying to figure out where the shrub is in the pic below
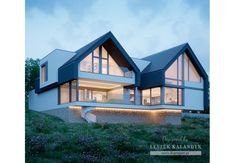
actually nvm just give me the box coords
[26,135,48,155]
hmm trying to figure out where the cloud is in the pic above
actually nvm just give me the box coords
[26,0,209,73]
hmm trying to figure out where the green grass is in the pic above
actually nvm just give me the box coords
[25,110,209,163]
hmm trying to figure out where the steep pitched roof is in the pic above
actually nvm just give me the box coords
[62,32,110,66]
[58,31,141,86]
[140,43,208,88]
[61,31,140,73]
[142,43,187,73]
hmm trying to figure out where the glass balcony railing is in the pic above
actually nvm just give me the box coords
[79,93,129,104]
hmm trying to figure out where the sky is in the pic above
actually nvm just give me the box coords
[25,0,209,73]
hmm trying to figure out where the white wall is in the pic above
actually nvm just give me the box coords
[184,89,204,110]
[40,49,75,88]
[28,88,59,111]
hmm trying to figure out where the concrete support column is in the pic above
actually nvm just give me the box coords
[134,87,141,105]
[123,88,130,104]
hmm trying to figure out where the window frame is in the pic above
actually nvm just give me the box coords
[164,87,183,106]
[41,61,48,83]
[79,46,131,77]
[59,79,78,104]
[141,87,161,105]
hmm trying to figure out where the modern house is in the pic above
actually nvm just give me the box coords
[29,31,209,122]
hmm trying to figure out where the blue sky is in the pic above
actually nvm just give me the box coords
[26,0,209,73]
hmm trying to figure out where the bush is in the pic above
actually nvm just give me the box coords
[26,135,48,155]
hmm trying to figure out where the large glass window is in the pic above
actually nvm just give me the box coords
[164,87,182,105]
[109,55,124,76]
[184,53,189,81]
[60,82,70,104]
[107,87,124,104]
[165,87,178,105]
[102,59,108,74]
[165,55,183,85]
[93,57,99,73]
[41,64,47,83]
[184,53,201,83]
[92,91,107,102]
[142,89,151,105]
[130,89,135,104]
[151,87,161,105]
[93,47,99,57]
[166,53,202,84]
[80,53,92,72]
[178,55,183,80]
[79,89,92,101]
[102,46,108,59]
[165,60,177,79]
[178,89,182,105]
[71,80,77,102]
[189,60,201,82]
[80,46,127,77]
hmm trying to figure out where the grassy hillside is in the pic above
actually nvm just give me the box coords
[25,110,209,162]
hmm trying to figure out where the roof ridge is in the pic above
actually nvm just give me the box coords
[142,43,188,59]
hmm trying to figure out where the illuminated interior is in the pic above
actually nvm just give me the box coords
[79,46,133,77]
[78,79,127,103]
[69,106,182,113]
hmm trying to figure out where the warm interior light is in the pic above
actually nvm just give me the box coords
[69,106,182,113]
[92,107,181,113]
[79,78,126,89]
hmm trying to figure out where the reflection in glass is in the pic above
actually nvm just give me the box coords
[80,53,92,72]
[165,87,178,105]
[151,87,161,104]
[60,82,70,104]
[142,89,150,105]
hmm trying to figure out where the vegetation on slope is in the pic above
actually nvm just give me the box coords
[25,110,209,163]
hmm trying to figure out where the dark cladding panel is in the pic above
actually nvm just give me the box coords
[58,62,78,84]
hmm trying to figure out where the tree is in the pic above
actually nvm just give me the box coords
[25,58,40,109]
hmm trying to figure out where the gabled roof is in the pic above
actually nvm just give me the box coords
[62,32,109,66]
[61,31,140,73]
[59,31,141,86]
[142,43,187,73]
[141,43,208,79]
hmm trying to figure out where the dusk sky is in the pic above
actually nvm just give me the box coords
[26,0,209,73]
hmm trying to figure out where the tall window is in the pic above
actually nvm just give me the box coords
[59,80,77,104]
[165,55,183,86]
[130,89,135,104]
[41,63,47,83]
[80,53,92,72]
[189,60,201,82]
[109,55,124,76]
[142,89,150,105]
[164,87,182,105]
[151,87,161,105]
[92,91,107,102]
[166,53,201,84]
[184,53,189,81]
[71,80,77,102]
[165,60,177,79]
[102,46,108,74]
[79,46,127,77]
[142,87,161,105]
[184,53,201,83]
[60,82,70,104]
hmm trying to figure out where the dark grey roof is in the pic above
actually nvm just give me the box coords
[59,31,141,86]
[63,32,110,66]
[142,43,187,73]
